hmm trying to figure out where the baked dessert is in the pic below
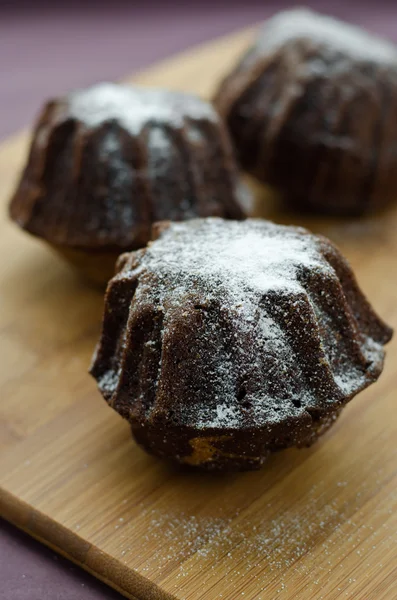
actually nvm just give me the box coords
[90,218,392,471]
[9,82,248,284]
[214,9,397,215]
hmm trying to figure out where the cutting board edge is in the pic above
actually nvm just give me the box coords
[0,488,173,600]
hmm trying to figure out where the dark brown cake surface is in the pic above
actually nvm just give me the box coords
[214,9,397,215]
[90,218,392,471]
[9,82,247,253]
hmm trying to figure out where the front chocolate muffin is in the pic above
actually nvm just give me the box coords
[90,218,392,471]
[9,82,248,284]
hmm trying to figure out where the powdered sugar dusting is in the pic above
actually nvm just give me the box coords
[68,82,216,134]
[143,219,326,301]
[207,403,240,429]
[97,369,120,396]
[258,9,397,65]
[334,370,367,397]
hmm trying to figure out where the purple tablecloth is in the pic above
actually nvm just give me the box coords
[2,0,397,141]
[0,520,122,599]
[1,1,397,598]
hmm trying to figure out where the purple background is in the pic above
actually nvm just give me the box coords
[1,1,397,598]
[2,0,397,140]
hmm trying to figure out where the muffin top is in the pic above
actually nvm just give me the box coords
[252,9,397,64]
[62,82,217,133]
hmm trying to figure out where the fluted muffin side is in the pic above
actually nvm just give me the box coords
[90,218,392,470]
[10,83,249,283]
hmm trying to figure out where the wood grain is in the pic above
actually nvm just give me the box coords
[0,27,396,600]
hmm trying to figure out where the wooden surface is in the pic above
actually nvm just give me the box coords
[1,28,397,600]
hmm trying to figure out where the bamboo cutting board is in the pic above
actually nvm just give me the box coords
[1,28,397,600]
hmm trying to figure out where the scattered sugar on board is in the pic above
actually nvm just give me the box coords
[117,464,396,599]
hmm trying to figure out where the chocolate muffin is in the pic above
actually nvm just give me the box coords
[90,218,392,471]
[9,82,248,284]
[214,9,397,215]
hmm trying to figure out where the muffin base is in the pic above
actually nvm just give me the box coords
[130,407,342,472]
[51,244,121,286]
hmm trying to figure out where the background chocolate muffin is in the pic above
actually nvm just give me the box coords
[9,82,248,284]
[90,218,392,471]
[214,9,397,215]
